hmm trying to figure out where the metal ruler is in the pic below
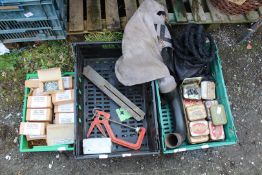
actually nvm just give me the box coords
[83,66,145,121]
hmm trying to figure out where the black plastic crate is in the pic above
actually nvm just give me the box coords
[73,42,160,159]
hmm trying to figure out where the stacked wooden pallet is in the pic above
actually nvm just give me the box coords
[68,0,262,34]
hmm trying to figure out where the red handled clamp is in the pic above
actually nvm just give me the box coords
[87,110,146,150]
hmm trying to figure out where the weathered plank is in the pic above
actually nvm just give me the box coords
[105,0,120,30]
[86,0,102,31]
[173,0,188,22]
[245,10,260,21]
[189,0,207,22]
[229,14,246,22]
[206,0,229,22]
[0,6,19,10]
[69,0,84,32]
[124,0,137,20]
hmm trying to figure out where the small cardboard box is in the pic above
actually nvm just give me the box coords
[32,88,49,96]
[62,76,73,89]
[54,113,74,124]
[27,96,52,109]
[19,122,46,136]
[25,79,39,88]
[46,124,74,146]
[38,68,64,95]
[51,90,74,105]
[26,109,52,122]
[54,103,74,113]
[26,135,46,141]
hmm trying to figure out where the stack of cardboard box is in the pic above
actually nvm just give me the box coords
[19,68,74,146]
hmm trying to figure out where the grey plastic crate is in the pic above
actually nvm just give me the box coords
[73,42,160,159]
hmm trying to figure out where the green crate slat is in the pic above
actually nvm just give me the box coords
[155,50,238,154]
[20,72,75,152]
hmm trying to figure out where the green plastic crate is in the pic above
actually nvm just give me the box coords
[155,51,238,154]
[20,72,75,152]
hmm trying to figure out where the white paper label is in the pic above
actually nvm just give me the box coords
[201,145,209,149]
[57,147,66,151]
[62,77,71,89]
[24,123,42,135]
[57,113,74,124]
[99,154,108,159]
[57,103,74,113]
[27,135,46,139]
[122,153,131,157]
[54,138,74,145]
[56,90,71,101]
[217,106,222,115]
[30,109,47,120]
[31,96,48,108]
[24,12,34,18]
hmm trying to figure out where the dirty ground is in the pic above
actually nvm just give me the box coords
[0,24,261,175]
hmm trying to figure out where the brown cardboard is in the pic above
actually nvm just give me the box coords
[54,113,74,124]
[62,76,73,89]
[51,90,74,105]
[32,88,49,96]
[26,109,52,122]
[54,103,74,113]
[46,124,74,146]
[27,96,52,109]
[26,135,46,141]
[38,68,64,94]
[186,104,207,121]
[25,79,39,88]
[19,122,46,135]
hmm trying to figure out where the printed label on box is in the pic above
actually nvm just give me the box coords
[54,138,74,145]
[62,77,70,88]
[56,90,71,101]
[31,96,48,108]
[58,113,74,124]
[30,109,47,120]
[24,123,42,135]
[58,103,74,113]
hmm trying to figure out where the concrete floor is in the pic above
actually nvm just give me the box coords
[0,24,261,175]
